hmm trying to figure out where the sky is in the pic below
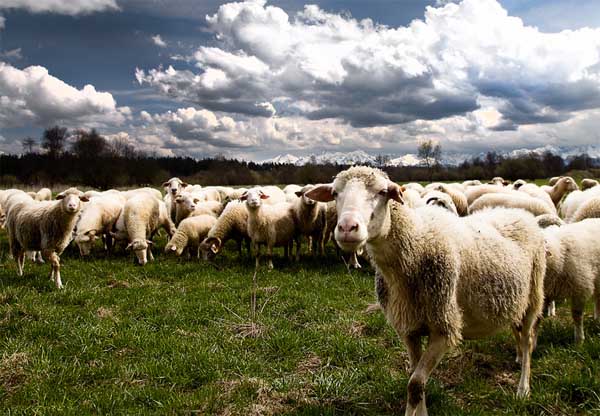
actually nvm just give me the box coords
[1,0,600,160]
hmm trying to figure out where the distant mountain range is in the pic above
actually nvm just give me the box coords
[260,145,600,167]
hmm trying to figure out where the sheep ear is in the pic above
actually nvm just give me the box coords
[260,193,270,200]
[181,182,189,187]
[175,196,184,203]
[387,182,404,204]
[426,197,438,205]
[162,181,169,187]
[193,198,200,204]
[171,245,177,251]
[125,242,133,250]
[240,192,248,201]
[56,193,65,200]
[146,240,154,246]
[294,191,303,197]
[79,195,89,202]
[305,184,334,202]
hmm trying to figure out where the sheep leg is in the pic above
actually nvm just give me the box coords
[403,333,423,373]
[295,239,301,262]
[16,250,25,277]
[572,300,585,344]
[35,251,45,264]
[405,333,450,416]
[147,248,154,262]
[267,245,274,270]
[45,251,62,289]
[516,309,537,398]
[254,243,261,269]
[546,300,556,317]
[511,325,523,364]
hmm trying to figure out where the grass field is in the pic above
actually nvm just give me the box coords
[1,232,600,415]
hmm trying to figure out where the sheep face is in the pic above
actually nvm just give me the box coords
[560,177,578,192]
[56,190,88,214]
[295,185,317,206]
[241,189,268,209]
[200,237,222,260]
[176,195,199,215]
[75,230,99,256]
[306,168,402,252]
[127,239,152,265]
[162,177,188,196]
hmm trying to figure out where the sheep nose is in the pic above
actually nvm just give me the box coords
[338,215,359,234]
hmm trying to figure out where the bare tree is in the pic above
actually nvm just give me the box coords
[41,126,68,158]
[418,140,442,181]
[22,137,36,154]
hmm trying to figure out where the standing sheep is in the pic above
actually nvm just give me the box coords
[6,188,88,288]
[163,177,189,222]
[540,176,578,207]
[292,185,326,259]
[541,219,600,343]
[73,196,124,256]
[174,195,223,225]
[241,188,298,270]
[307,167,545,414]
[199,200,251,260]
[581,178,599,191]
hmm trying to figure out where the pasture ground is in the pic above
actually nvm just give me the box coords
[0,232,599,415]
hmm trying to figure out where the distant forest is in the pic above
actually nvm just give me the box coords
[1,126,599,189]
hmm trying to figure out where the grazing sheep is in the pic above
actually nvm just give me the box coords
[116,193,175,265]
[6,188,88,288]
[559,186,600,222]
[174,194,223,225]
[425,184,468,216]
[199,200,250,260]
[517,184,556,213]
[469,193,556,216]
[582,178,599,191]
[292,185,326,259]
[541,219,600,343]
[241,188,298,270]
[307,167,545,414]
[423,191,458,215]
[571,196,600,222]
[73,196,124,256]
[535,214,564,228]
[465,184,512,205]
[165,214,217,258]
[540,176,578,207]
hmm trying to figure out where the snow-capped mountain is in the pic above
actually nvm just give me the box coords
[261,145,600,167]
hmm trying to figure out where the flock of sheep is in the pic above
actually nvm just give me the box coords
[1,169,599,415]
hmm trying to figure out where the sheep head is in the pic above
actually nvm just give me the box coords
[162,177,188,196]
[75,229,100,256]
[295,184,317,206]
[241,188,268,209]
[126,239,153,265]
[56,188,88,214]
[200,237,222,260]
[306,166,402,252]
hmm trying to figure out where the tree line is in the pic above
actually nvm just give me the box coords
[0,127,598,189]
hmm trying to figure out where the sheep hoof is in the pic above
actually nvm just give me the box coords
[516,386,530,399]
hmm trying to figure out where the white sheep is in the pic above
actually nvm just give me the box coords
[570,196,600,222]
[174,194,223,225]
[307,167,545,414]
[469,192,556,216]
[6,188,89,288]
[559,186,600,222]
[403,182,425,193]
[199,200,250,259]
[241,188,298,270]
[165,214,217,258]
[401,188,425,209]
[73,196,124,256]
[292,185,326,259]
[462,179,482,187]
[541,219,600,343]
[424,184,468,216]
[465,184,513,205]
[162,177,189,221]
[581,178,599,191]
[114,193,175,265]
[540,176,578,207]
[422,190,458,215]
[34,188,52,201]
[516,183,556,213]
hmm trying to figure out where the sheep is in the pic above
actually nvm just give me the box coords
[422,190,458,215]
[517,183,556,213]
[559,186,600,222]
[174,194,223,225]
[511,179,527,190]
[199,200,250,260]
[283,184,302,195]
[540,176,578,207]
[73,196,124,256]
[6,188,89,288]
[489,176,505,186]
[424,184,468,216]
[535,214,564,228]
[292,185,326,259]
[306,166,545,413]
[582,178,599,191]
[114,193,175,265]
[570,196,600,222]
[465,184,512,205]
[122,187,162,201]
[1,190,44,263]
[469,193,556,216]
[32,188,52,201]
[403,182,425,193]
[165,214,217,258]
[462,179,482,187]
[163,177,189,222]
[540,219,600,343]
[548,176,561,186]
[241,188,298,270]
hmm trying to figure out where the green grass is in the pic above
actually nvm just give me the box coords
[0,234,599,415]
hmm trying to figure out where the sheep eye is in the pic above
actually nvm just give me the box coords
[332,191,338,198]
[378,189,388,197]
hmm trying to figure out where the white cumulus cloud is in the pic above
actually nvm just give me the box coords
[151,34,167,47]
[0,0,119,15]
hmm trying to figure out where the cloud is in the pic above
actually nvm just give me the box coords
[137,0,600,134]
[151,34,167,48]
[0,62,130,129]
[0,48,22,60]
[0,0,119,15]
[0,15,5,30]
